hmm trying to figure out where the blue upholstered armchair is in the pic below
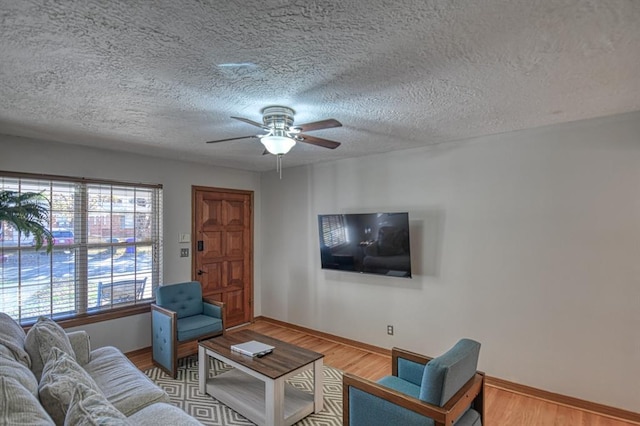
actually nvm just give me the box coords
[151,281,225,378]
[343,339,484,426]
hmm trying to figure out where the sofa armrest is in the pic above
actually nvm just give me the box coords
[67,330,91,366]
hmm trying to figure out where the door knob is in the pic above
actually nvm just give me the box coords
[197,269,206,275]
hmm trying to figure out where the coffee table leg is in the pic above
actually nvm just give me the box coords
[198,345,206,394]
[265,378,285,426]
[313,358,324,412]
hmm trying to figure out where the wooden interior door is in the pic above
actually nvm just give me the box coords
[192,186,253,328]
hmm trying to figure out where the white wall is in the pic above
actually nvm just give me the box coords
[0,135,262,352]
[259,111,640,412]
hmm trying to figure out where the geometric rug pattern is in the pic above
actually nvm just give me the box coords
[144,355,343,425]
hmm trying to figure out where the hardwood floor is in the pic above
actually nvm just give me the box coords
[128,318,638,426]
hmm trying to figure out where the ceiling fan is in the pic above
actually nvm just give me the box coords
[205,106,342,156]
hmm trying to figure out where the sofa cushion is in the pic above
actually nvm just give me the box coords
[0,311,31,368]
[67,331,91,366]
[127,402,202,426]
[64,383,131,426]
[0,376,55,425]
[83,346,169,416]
[25,316,76,381]
[0,349,39,397]
[39,347,102,425]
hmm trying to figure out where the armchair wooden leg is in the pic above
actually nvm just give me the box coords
[343,377,351,425]
[474,372,486,421]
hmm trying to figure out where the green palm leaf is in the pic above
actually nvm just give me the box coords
[0,190,54,252]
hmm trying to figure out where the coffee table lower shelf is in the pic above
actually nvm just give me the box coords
[205,369,315,426]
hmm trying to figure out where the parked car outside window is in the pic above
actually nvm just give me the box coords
[52,229,74,246]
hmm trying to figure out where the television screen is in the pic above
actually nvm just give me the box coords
[318,212,412,278]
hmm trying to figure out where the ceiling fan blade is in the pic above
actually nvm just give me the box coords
[297,134,341,149]
[295,118,342,132]
[231,116,268,129]
[205,135,259,144]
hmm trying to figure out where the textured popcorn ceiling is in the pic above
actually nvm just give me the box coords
[1,0,639,171]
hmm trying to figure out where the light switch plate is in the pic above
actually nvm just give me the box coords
[180,248,189,257]
[179,233,191,243]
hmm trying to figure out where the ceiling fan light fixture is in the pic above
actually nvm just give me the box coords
[260,135,296,155]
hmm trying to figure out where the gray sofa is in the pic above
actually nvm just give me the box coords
[0,312,201,425]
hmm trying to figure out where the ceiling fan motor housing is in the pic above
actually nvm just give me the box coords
[262,106,295,134]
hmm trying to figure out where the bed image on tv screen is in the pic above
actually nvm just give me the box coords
[317,212,412,278]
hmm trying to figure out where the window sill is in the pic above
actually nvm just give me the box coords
[22,303,153,330]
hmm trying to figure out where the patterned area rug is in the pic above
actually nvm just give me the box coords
[144,355,343,425]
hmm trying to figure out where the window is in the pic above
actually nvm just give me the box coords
[0,172,163,324]
[320,215,348,248]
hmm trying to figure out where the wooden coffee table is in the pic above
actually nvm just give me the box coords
[198,330,324,426]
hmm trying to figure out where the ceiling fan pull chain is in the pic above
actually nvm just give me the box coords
[277,154,283,179]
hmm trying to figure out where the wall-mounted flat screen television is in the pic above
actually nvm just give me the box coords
[317,212,412,278]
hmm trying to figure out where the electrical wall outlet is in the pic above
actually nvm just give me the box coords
[387,325,394,335]
[180,248,189,257]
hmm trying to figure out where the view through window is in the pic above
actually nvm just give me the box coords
[0,173,162,324]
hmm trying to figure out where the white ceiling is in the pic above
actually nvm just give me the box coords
[1,0,639,172]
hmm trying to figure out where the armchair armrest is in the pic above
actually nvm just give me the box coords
[202,298,223,318]
[392,347,433,374]
[151,303,178,375]
[151,303,178,318]
[343,372,484,426]
[202,298,226,333]
[67,331,91,366]
[151,303,178,342]
[391,347,433,385]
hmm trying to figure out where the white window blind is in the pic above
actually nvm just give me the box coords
[0,172,163,324]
